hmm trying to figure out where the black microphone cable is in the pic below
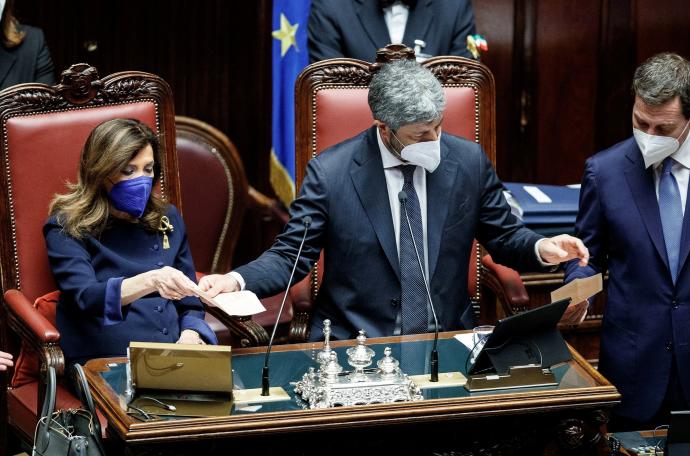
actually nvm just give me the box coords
[398,190,439,382]
[262,215,312,396]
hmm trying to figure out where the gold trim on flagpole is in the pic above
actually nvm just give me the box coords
[270,148,295,207]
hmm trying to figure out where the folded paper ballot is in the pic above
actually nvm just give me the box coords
[194,288,266,317]
[550,273,603,323]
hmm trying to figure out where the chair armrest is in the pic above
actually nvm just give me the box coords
[287,274,314,343]
[4,290,60,343]
[481,254,530,316]
[3,289,65,375]
[247,186,289,225]
[204,307,270,348]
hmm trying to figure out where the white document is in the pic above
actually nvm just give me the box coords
[523,185,553,203]
[194,288,266,317]
[453,332,475,351]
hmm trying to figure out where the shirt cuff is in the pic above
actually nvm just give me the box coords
[228,271,246,291]
[180,315,218,345]
[103,277,125,325]
[534,238,558,268]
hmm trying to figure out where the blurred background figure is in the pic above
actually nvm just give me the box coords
[0,0,55,90]
[308,0,476,63]
[0,351,12,371]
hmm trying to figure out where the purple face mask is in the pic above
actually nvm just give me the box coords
[108,175,153,218]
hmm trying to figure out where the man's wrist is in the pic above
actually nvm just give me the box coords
[228,271,245,291]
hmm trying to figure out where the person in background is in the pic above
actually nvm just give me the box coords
[308,0,476,63]
[0,0,55,90]
[45,118,216,367]
[200,59,588,342]
[564,53,690,430]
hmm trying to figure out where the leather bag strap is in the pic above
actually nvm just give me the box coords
[36,365,57,452]
[72,363,103,440]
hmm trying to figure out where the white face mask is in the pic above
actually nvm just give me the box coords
[390,130,442,173]
[634,120,690,168]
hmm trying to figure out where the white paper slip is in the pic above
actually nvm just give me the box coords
[453,333,475,351]
[523,185,552,203]
[194,288,266,316]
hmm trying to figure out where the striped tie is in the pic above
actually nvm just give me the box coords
[659,157,684,283]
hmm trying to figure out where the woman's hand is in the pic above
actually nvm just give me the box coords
[146,266,198,301]
[121,266,199,305]
[177,329,204,345]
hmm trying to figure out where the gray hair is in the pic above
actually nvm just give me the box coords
[633,52,690,119]
[368,59,446,131]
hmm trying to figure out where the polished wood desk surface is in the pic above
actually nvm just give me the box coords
[84,331,620,446]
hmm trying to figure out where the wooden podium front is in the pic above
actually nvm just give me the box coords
[84,331,620,455]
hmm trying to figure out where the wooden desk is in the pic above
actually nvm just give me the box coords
[85,332,620,455]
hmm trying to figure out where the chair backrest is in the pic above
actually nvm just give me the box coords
[294,44,496,313]
[0,63,178,303]
[175,115,248,274]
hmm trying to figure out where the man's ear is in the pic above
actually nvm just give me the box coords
[374,120,388,139]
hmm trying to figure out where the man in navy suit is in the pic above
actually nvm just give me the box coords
[307,0,476,63]
[201,59,588,341]
[564,53,690,430]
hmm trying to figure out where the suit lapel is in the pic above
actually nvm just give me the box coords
[623,147,669,270]
[401,0,433,48]
[0,47,16,87]
[351,128,400,279]
[426,143,457,282]
[354,0,392,51]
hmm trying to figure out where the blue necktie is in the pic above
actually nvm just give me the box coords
[399,165,428,334]
[659,157,684,283]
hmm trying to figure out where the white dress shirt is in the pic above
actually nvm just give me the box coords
[382,2,409,44]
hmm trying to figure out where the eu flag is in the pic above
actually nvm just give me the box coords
[271,0,311,206]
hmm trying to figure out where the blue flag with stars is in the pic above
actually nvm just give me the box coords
[271,0,311,206]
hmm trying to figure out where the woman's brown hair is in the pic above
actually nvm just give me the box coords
[49,118,167,239]
[1,0,25,48]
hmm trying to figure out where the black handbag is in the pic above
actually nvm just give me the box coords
[33,364,106,456]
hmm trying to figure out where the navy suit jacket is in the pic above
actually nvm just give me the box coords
[45,205,216,366]
[0,25,55,90]
[237,127,543,340]
[307,0,476,63]
[564,137,690,421]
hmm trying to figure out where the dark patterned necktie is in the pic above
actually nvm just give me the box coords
[659,157,684,283]
[399,165,428,334]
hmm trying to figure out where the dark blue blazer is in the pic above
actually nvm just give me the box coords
[564,137,690,421]
[307,0,476,63]
[44,205,216,366]
[237,127,543,340]
[0,25,55,90]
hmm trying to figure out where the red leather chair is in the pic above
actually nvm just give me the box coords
[0,63,182,446]
[175,116,294,346]
[287,45,530,340]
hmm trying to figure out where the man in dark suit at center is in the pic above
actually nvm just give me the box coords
[307,0,477,63]
[200,59,588,341]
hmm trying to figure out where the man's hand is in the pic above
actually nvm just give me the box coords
[538,234,589,266]
[559,300,589,325]
[176,329,204,345]
[0,351,13,371]
[198,274,240,298]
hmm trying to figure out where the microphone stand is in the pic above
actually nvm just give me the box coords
[262,216,312,396]
[398,191,439,382]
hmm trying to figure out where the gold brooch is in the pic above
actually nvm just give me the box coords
[158,216,174,249]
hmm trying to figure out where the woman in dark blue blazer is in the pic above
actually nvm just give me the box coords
[44,118,217,366]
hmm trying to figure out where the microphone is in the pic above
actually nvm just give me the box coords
[262,215,312,396]
[398,190,439,382]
